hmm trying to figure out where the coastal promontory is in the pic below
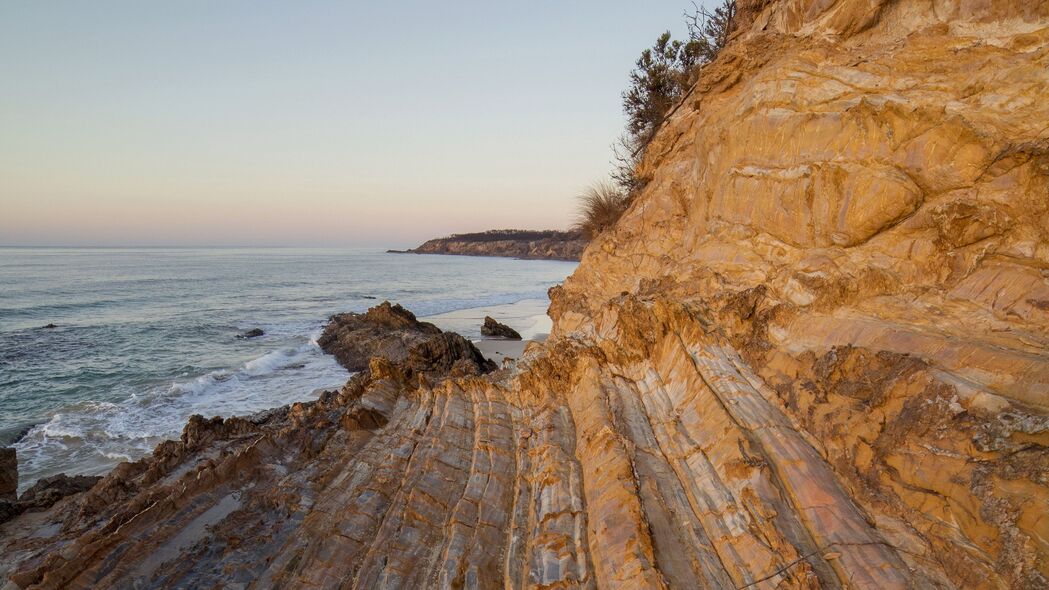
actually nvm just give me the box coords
[396,229,586,261]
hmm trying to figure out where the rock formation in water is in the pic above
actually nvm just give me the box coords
[481,316,522,340]
[401,229,587,261]
[2,0,1048,588]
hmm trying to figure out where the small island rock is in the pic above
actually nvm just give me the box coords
[481,316,521,340]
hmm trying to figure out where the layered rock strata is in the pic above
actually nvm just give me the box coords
[2,0,1047,588]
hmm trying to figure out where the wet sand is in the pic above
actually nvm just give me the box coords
[423,298,551,364]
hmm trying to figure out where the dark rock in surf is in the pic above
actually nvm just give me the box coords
[237,328,265,339]
[0,447,16,501]
[0,455,102,526]
[19,473,102,512]
[41,324,57,329]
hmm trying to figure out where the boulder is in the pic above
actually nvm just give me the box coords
[317,301,441,371]
[237,328,265,339]
[481,316,522,340]
[18,473,102,512]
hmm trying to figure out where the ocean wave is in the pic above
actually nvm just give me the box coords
[13,336,350,491]
[4,249,576,494]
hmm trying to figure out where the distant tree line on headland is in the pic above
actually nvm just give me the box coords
[575,0,736,240]
[427,229,582,243]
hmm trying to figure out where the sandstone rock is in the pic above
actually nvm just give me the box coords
[481,316,522,340]
[2,1,1047,588]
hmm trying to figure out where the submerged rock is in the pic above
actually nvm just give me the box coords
[236,328,264,339]
[480,316,522,340]
[41,323,56,329]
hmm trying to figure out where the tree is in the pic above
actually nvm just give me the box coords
[621,32,702,156]
[614,1,737,194]
[685,0,737,64]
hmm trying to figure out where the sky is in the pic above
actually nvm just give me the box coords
[1,1,711,248]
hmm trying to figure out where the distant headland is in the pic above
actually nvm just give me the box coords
[390,229,586,261]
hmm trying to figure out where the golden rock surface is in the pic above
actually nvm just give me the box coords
[2,0,1047,588]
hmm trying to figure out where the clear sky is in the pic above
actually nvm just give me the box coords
[1,1,710,248]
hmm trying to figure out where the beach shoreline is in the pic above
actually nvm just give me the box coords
[423,298,550,364]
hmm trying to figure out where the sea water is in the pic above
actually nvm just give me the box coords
[0,248,576,491]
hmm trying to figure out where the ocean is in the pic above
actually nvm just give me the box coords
[0,248,576,492]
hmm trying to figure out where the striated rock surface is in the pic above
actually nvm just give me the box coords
[2,1,1048,588]
[403,229,587,261]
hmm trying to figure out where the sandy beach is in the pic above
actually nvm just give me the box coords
[424,298,550,363]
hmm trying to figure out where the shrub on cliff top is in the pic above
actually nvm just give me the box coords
[574,183,633,239]
[615,0,737,193]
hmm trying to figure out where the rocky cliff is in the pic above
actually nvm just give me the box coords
[403,229,587,261]
[2,0,1047,588]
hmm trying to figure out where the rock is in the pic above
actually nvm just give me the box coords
[405,332,497,377]
[317,301,441,371]
[0,465,102,526]
[480,316,522,340]
[18,473,102,511]
[236,328,264,339]
[0,499,19,524]
[0,447,16,501]
[41,323,56,329]
[2,2,1047,588]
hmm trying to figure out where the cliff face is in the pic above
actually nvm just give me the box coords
[406,229,587,261]
[2,1,1048,588]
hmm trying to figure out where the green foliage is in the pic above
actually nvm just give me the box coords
[685,0,737,65]
[573,182,633,240]
[621,31,703,151]
[614,1,737,194]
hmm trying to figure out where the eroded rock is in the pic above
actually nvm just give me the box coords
[2,1,1047,588]
[18,474,102,512]
[481,316,522,340]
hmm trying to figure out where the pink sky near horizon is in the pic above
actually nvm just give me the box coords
[1,1,715,248]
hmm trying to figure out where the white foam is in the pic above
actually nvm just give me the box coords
[14,334,349,493]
